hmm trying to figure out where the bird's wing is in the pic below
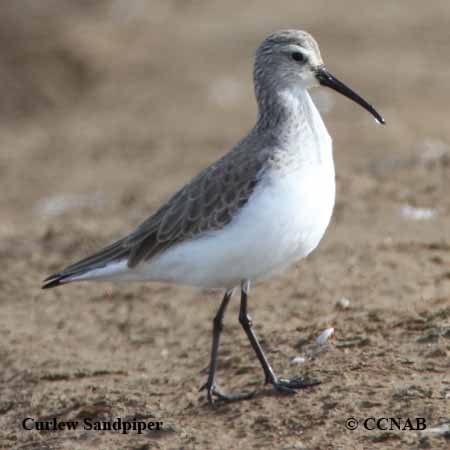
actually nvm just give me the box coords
[125,147,266,267]
[43,144,269,286]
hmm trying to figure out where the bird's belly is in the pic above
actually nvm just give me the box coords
[136,162,335,288]
[235,163,336,278]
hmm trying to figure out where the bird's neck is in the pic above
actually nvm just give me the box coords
[255,86,330,148]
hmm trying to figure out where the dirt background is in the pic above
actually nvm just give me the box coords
[1,1,450,449]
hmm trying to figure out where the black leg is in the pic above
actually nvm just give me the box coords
[239,280,313,394]
[200,288,254,404]
[200,288,232,404]
[238,280,277,383]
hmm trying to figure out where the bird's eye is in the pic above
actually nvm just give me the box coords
[291,52,305,63]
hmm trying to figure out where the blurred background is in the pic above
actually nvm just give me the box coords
[1,1,449,449]
[2,0,449,238]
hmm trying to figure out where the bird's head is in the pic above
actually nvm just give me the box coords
[254,30,385,124]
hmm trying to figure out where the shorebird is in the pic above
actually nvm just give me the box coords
[43,30,384,404]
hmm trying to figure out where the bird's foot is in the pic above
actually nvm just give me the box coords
[199,381,255,405]
[268,375,320,395]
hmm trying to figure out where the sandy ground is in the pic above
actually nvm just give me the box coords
[1,1,450,449]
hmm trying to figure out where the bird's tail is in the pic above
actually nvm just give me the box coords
[42,237,130,289]
[42,272,80,289]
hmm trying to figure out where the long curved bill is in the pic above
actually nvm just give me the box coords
[316,67,385,124]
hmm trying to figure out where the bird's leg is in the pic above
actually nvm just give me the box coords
[238,280,314,394]
[238,280,277,384]
[200,289,232,403]
[200,288,254,404]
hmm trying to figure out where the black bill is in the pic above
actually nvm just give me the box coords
[316,67,385,124]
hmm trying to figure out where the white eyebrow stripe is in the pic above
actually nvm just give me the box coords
[298,48,314,59]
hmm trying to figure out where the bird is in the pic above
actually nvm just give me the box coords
[42,30,384,404]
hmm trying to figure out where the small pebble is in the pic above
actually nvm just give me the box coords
[335,297,350,309]
[316,328,334,345]
[288,356,306,365]
[400,204,437,221]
